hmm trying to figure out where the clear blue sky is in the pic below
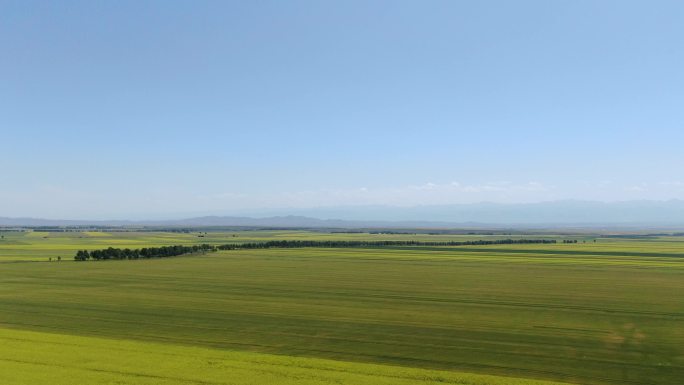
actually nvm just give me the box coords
[2,0,683,219]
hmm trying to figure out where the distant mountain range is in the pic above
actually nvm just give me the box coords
[2,200,684,228]
[0,215,449,228]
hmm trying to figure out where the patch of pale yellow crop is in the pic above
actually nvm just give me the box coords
[83,231,112,237]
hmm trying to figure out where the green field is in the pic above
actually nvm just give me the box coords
[0,230,566,262]
[0,328,567,385]
[0,230,683,384]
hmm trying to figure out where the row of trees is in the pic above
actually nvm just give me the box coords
[74,244,216,261]
[75,239,557,261]
[216,238,557,250]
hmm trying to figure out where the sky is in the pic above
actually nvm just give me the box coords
[1,0,684,219]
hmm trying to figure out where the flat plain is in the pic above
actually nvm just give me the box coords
[0,230,682,384]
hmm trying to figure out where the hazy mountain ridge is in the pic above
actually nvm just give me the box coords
[2,200,684,228]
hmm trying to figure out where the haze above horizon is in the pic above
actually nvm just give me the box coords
[2,1,683,219]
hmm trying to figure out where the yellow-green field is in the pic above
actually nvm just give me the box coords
[0,327,569,385]
[0,230,566,262]
[0,230,683,384]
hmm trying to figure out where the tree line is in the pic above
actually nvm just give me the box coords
[216,238,557,250]
[74,239,557,261]
[74,244,216,261]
